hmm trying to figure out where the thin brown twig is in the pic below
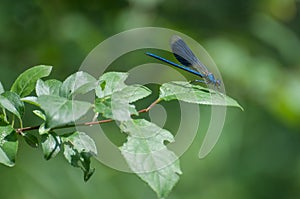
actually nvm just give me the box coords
[16,98,161,134]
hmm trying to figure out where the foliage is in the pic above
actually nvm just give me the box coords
[0,66,241,198]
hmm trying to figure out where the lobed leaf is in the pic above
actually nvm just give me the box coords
[37,95,91,128]
[159,81,243,110]
[0,126,18,167]
[11,65,52,97]
[36,79,62,97]
[95,72,128,98]
[120,119,182,199]
[60,71,97,99]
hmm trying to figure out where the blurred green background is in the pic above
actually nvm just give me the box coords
[1,0,300,198]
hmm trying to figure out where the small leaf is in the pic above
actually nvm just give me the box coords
[60,71,97,99]
[21,96,39,106]
[62,131,97,181]
[37,95,91,128]
[95,72,128,98]
[33,110,46,120]
[38,123,51,135]
[120,119,182,199]
[41,132,61,160]
[11,65,52,97]
[159,81,243,110]
[22,133,39,148]
[0,81,4,94]
[0,126,18,167]
[36,79,62,96]
[0,91,25,119]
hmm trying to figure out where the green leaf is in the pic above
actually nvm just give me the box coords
[0,81,4,94]
[61,131,97,155]
[0,126,18,167]
[36,79,62,97]
[0,91,25,120]
[95,72,128,98]
[21,96,39,106]
[22,133,39,148]
[60,71,97,99]
[62,131,97,181]
[37,95,91,128]
[11,65,52,97]
[33,110,46,120]
[41,132,61,160]
[120,119,182,199]
[159,81,243,110]
[95,85,151,121]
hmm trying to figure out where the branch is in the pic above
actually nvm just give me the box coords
[16,98,161,134]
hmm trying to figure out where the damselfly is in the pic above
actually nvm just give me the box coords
[146,35,221,87]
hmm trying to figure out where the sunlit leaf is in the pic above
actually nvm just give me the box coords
[95,85,151,121]
[0,82,4,94]
[37,95,91,128]
[21,96,39,106]
[0,126,18,167]
[120,119,182,199]
[36,79,62,96]
[41,132,61,160]
[95,72,128,98]
[11,65,52,97]
[62,131,97,181]
[0,91,25,120]
[159,81,243,110]
[60,71,97,99]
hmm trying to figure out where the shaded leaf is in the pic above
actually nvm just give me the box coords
[36,79,62,97]
[0,91,25,119]
[22,133,39,148]
[159,81,243,110]
[37,95,91,128]
[11,65,52,97]
[60,71,97,99]
[41,132,61,160]
[120,119,182,199]
[62,131,97,181]
[0,126,18,167]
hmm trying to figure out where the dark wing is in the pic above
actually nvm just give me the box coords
[170,35,209,75]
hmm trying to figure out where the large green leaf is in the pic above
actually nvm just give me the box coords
[0,81,4,94]
[36,79,62,96]
[37,95,91,128]
[0,126,18,167]
[11,65,52,97]
[120,119,182,199]
[62,131,97,181]
[159,81,243,110]
[0,91,25,120]
[60,71,97,99]
[95,72,128,98]
[95,85,151,121]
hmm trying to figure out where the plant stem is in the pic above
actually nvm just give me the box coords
[16,98,161,134]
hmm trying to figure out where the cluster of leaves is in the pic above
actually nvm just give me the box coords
[0,65,242,199]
